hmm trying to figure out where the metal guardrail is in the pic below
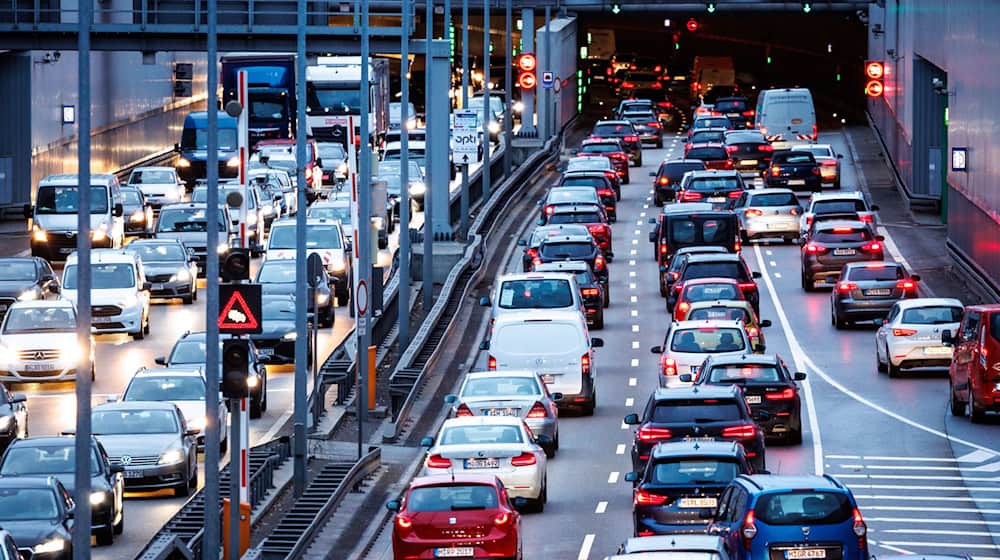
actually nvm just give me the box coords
[112,148,178,186]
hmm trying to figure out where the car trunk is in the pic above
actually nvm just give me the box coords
[411,510,497,540]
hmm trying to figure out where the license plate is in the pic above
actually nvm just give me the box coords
[683,436,716,442]
[152,283,164,291]
[788,179,806,186]
[435,548,474,558]
[257,347,274,357]
[742,159,758,165]
[59,247,74,254]
[746,395,762,404]
[485,407,520,417]
[708,197,726,203]
[464,458,500,469]
[727,113,741,118]
[541,374,556,384]
[865,288,892,296]
[923,346,952,355]
[766,223,786,230]
[679,497,718,508]
[786,549,826,560]
[93,316,116,323]
[24,362,55,372]
[122,470,144,479]
[833,248,856,256]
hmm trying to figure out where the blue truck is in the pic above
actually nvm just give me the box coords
[175,111,240,189]
[221,53,297,146]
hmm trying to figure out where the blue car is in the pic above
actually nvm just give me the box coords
[708,474,868,560]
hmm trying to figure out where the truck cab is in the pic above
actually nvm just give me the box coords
[943,304,1000,422]
[176,111,239,189]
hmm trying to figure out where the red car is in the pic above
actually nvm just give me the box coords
[541,203,613,256]
[684,143,733,170]
[671,277,747,320]
[577,138,631,184]
[944,304,1000,422]
[389,474,522,560]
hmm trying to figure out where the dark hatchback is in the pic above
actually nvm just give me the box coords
[517,224,592,273]
[0,257,60,321]
[832,261,919,328]
[121,186,153,236]
[559,172,618,220]
[255,259,335,328]
[250,295,314,364]
[0,476,75,559]
[125,239,199,304]
[652,210,739,269]
[801,221,884,290]
[723,130,774,176]
[686,354,806,443]
[652,159,707,206]
[539,204,613,257]
[591,120,642,166]
[625,440,752,536]
[535,234,610,291]
[534,260,607,327]
[659,245,729,296]
[670,253,761,315]
[625,385,767,472]
[714,97,754,129]
[677,170,747,210]
[766,150,821,191]
[684,144,733,171]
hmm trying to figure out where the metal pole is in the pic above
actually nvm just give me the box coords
[519,8,535,136]
[227,396,240,560]
[73,0,93,557]
[204,0,222,550]
[503,0,512,177]
[481,0,491,198]
[422,0,434,312]
[543,6,551,139]
[398,0,412,349]
[357,0,372,459]
[292,0,308,497]
[458,0,469,238]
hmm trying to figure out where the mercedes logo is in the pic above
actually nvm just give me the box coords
[33,351,45,361]
[120,456,132,466]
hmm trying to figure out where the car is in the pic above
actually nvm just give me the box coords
[578,138,631,184]
[192,182,265,254]
[566,156,623,201]
[651,320,754,388]
[62,249,151,339]
[708,474,868,560]
[0,436,125,545]
[684,144,733,171]
[614,534,731,558]
[800,192,879,234]
[670,254,761,314]
[687,354,806,443]
[156,331,268,417]
[153,202,238,277]
[685,300,770,354]
[119,366,228,451]
[315,141,349,185]
[657,244,728,294]
[765,150,822,191]
[265,218,352,306]
[875,298,964,378]
[121,186,154,236]
[723,130,773,177]
[652,210,740,288]
[540,187,602,220]
[534,233,610,299]
[625,385,767,472]
[789,143,843,188]
[615,98,656,120]
[621,110,663,148]
[255,139,324,200]
[714,96,754,129]
[686,128,727,148]
[375,160,425,218]
[251,295,315,365]
[651,159,707,206]
[831,261,921,329]
[383,140,428,177]
[89,401,199,497]
[387,474,522,560]
[0,476,75,559]
[800,221,884,290]
[445,370,561,457]
[0,384,26,453]
[248,168,296,216]
[480,272,583,330]
[0,257,61,320]
[625,442,752,536]
[255,258,335,327]
[517,224,592,273]
[591,120,643,166]
[731,188,802,243]
[0,300,93,383]
[0,527,21,560]
[125,239,199,304]
[26,174,127,261]
[487,310,603,415]
[307,198,354,242]
[620,71,662,92]
[560,171,619,213]
[252,177,284,230]
[538,204,613,256]
[942,304,1000,421]
[533,260,606,328]
[687,116,732,137]
[629,91,674,126]
[671,278,748,320]
[676,170,746,209]
[125,167,186,209]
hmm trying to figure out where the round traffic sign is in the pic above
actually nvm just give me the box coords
[356,279,369,316]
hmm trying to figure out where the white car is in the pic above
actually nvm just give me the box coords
[125,166,186,209]
[62,249,151,339]
[481,273,583,326]
[0,299,93,382]
[307,199,354,242]
[265,218,352,305]
[119,366,229,451]
[651,320,752,387]
[420,416,548,511]
[875,298,964,378]
[800,191,879,235]
[789,143,843,189]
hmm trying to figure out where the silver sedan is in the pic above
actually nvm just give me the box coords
[732,188,803,243]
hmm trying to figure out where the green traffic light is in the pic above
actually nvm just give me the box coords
[766,56,772,64]
[803,2,812,13]
[707,2,715,13]
[611,4,621,14]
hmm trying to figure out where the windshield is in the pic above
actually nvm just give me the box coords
[670,327,746,353]
[127,242,186,262]
[308,205,352,223]
[706,364,781,383]
[317,144,346,161]
[122,190,143,205]
[687,306,751,323]
[548,189,598,204]
[754,491,853,525]
[256,262,296,283]
[183,127,237,150]
[795,146,833,158]
[125,376,206,402]
[749,193,798,207]
[249,99,285,121]
[268,224,342,249]
[63,263,135,290]
[846,265,903,281]
[540,242,593,259]
[715,99,747,112]
[651,399,743,422]
[2,307,75,333]
[901,306,963,325]
[169,339,210,364]
[377,160,422,178]
[440,424,523,445]
[156,208,228,233]
[694,118,730,129]
[193,188,256,210]
[685,262,743,280]
[593,122,633,136]
[669,219,733,245]
[407,484,498,512]
[262,300,296,320]
[92,409,179,435]
[547,212,602,225]
[1,445,100,476]
[0,489,59,521]
[384,149,426,164]
[129,169,176,184]
[813,200,867,214]
[35,186,109,214]
[462,376,540,397]
[307,84,361,114]
[686,147,728,160]
[0,261,36,281]
[688,178,740,192]
[663,163,706,181]
[498,279,573,309]
[651,459,740,485]
[682,282,741,302]
[493,322,583,355]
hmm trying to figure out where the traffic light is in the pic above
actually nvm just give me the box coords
[706,2,715,13]
[221,339,250,399]
[865,60,885,97]
[686,18,699,32]
[221,247,250,282]
[516,53,537,90]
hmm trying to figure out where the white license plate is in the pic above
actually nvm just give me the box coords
[786,549,827,560]
[541,374,557,384]
[435,548,474,558]
[766,223,787,230]
[683,436,716,442]
[742,159,758,165]
[122,470,144,479]
[679,497,718,508]
[485,408,520,417]
[865,288,892,296]
[708,197,726,203]
[152,283,164,291]
[833,248,856,256]
[24,362,55,372]
[788,179,806,186]
[923,346,952,355]
[59,248,74,254]
[464,458,500,469]
[93,316,117,323]
[746,395,762,404]
[257,348,274,357]
[727,113,741,118]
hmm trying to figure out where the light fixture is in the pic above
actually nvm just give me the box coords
[62,105,76,125]
[951,147,968,172]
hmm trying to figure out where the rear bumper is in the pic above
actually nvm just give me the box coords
[834,298,896,320]
[886,339,953,367]
[765,175,821,190]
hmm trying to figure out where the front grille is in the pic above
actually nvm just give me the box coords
[145,273,173,282]
[109,455,160,467]
[310,126,347,146]
[92,305,123,317]
[93,322,126,329]
[17,349,60,361]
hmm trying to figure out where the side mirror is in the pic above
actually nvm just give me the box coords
[648,232,657,242]
[536,219,545,226]
[22,204,33,219]
[110,464,125,474]
[910,274,921,282]
[444,394,457,404]
[623,413,640,425]
[837,154,844,159]
[49,283,61,294]
[536,200,543,206]
[794,372,807,381]
[10,393,26,404]
[871,204,880,211]
[941,329,954,346]
[154,356,167,365]
[650,345,663,354]
[386,500,401,512]
[648,218,656,225]
[184,428,200,437]
[752,271,762,279]
[760,320,772,328]
[624,471,639,482]
[113,203,124,217]
[648,171,657,177]
[60,430,76,436]
[478,340,489,351]
[591,337,604,348]
[517,239,527,246]
[314,158,323,168]
[479,296,491,307]
[419,436,435,448]
[679,373,693,383]
[345,240,353,252]
[142,282,153,291]
[876,235,886,242]
[551,392,564,401]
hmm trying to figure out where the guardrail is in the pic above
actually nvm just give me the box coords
[112,148,178,186]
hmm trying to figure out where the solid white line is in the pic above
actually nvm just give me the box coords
[877,541,1000,550]
[595,501,608,514]
[261,410,292,442]
[839,463,964,471]
[578,534,595,560]
[630,358,639,367]
[877,225,915,274]
[829,454,982,463]
[847,483,1000,492]
[616,444,626,455]
[628,377,637,386]
[625,397,634,407]
[866,517,1000,526]
[608,471,619,483]
[869,540,912,555]
[864,505,1000,514]
[879,528,1000,537]
[835,473,1000,482]
[855,494,999,503]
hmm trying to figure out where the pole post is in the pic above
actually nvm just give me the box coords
[520,8,535,136]
[292,0,309,497]
[543,5,551,140]
[459,0,469,238]
[357,0,373,459]
[73,0,93,557]
[422,0,434,312]
[398,0,412,349]
[503,0,512,177]
[227,395,241,560]
[481,0,491,198]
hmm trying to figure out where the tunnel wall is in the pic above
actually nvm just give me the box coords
[867,0,1000,291]
[537,15,578,134]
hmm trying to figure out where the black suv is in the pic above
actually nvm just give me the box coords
[670,253,761,314]
[517,224,592,272]
[684,354,807,443]
[559,171,618,219]
[651,209,739,273]
[765,150,821,191]
[591,120,642,166]
[625,385,767,472]
[535,234,609,295]
[723,130,773,177]
[659,246,729,296]
[800,220,884,291]
[651,159,706,206]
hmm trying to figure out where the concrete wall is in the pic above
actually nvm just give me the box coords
[867,0,1000,289]
[537,15,578,134]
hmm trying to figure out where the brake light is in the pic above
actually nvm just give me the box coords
[527,401,548,418]
[759,125,768,135]
[742,109,755,117]
[637,426,673,442]
[832,227,855,233]
[725,145,739,153]
[669,271,680,280]
[724,159,734,169]
[821,160,838,166]
[804,242,826,254]
[581,353,591,376]
[544,205,555,215]
[734,241,741,252]
[598,188,614,198]
[661,357,677,376]
[812,124,818,140]
[510,452,537,467]
[770,166,781,176]
[606,67,613,76]
[526,248,538,259]
[896,279,917,291]
[812,167,821,176]
[654,65,662,72]
[624,135,639,143]
[659,177,669,185]
[741,510,757,550]
[790,207,800,216]
[676,301,690,320]
[738,282,757,290]
[581,287,600,297]
[426,454,452,468]
[455,403,474,417]
[651,81,663,89]
[488,355,497,370]
[680,191,703,202]
[604,171,617,180]
[622,81,635,89]
[859,214,874,223]
[758,144,773,153]
[660,244,669,254]
[728,190,742,198]
[745,209,763,217]
[634,489,668,506]
[494,512,511,526]
[594,254,606,270]
[396,515,413,530]
[862,241,883,252]
[657,101,672,108]
[852,507,867,537]
[805,216,814,226]
[765,388,796,400]
[532,257,542,266]
[837,281,858,293]
[629,64,637,71]
[892,328,917,336]
[611,152,627,160]
[722,424,757,439]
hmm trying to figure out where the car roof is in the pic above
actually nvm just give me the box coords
[674,245,729,255]
[441,415,524,428]
[409,473,499,488]
[662,159,707,166]
[623,534,726,554]
[684,253,741,264]
[133,166,175,172]
[685,170,740,178]
[660,203,716,215]
[702,353,779,367]
[272,217,345,228]
[893,297,964,310]
[650,440,743,460]
[814,220,868,230]
[533,261,590,272]
[93,401,179,412]
[687,142,726,149]
[7,436,89,448]
[464,370,539,381]
[747,188,796,196]
[549,204,602,214]
[737,474,847,492]
[491,309,586,326]
[66,249,138,265]
[690,127,728,134]
[810,191,865,202]
[843,261,903,271]
[497,272,575,282]
[596,120,630,126]
[131,366,204,378]
[672,318,745,330]
[686,299,754,311]
[540,233,594,243]
[652,384,741,401]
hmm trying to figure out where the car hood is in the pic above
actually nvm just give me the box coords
[254,320,297,338]
[95,433,179,458]
[63,287,138,307]
[34,213,111,233]
[0,519,67,547]
[0,331,76,349]
[0,280,38,298]
[143,262,188,276]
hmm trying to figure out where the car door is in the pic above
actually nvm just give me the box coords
[952,310,981,398]
[876,303,900,361]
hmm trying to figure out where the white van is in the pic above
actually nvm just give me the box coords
[480,272,584,326]
[754,88,817,150]
[62,249,151,339]
[26,174,126,261]
[486,310,603,415]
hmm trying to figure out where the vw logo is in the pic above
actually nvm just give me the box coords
[120,456,132,466]
[33,351,46,361]
[992,362,1000,372]
[65,232,73,239]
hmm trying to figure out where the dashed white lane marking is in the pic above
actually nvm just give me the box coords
[620,421,629,430]
[643,204,649,209]
[636,220,642,226]
[630,358,639,367]
[631,239,638,245]
[629,283,636,289]
[630,249,637,255]
[629,259,636,266]
[632,341,639,349]
[769,260,777,267]
[629,271,636,277]
[625,397,634,407]
[608,471,619,484]
[578,534,595,560]
[640,212,646,217]
[616,444,626,455]
[765,249,773,256]
[628,377,637,386]
[632,325,639,332]
[630,295,637,303]
[595,501,608,514]
[774,272,782,278]
[631,309,638,317]
[633,229,640,235]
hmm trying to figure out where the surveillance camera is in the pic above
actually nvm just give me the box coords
[932,77,944,88]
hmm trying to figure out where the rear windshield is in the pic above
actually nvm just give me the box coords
[845,265,903,281]
[651,399,744,422]
[568,158,610,172]
[581,144,619,153]
[440,424,523,445]
[561,177,607,189]
[812,228,871,243]
[548,189,597,204]
[493,322,583,354]
[684,262,744,280]
[651,459,741,485]
[683,282,740,302]
[901,306,963,325]
[663,163,706,180]
[407,484,498,512]
[754,491,853,526]
[593,122,633,136]
[714,99,748,112]
[688,306,751,323]
[547,212,602,225]
[690,131,725,144]
[462,376,540,397]
[687,147,728,160]
[705,364,781,383]
[670,327,746,353]
[498,279,574,309]
[694,118,729,129]
[688,177,741,192]
[813,199,867,214]
[540,242,593,259]
[749,193,798,207]
[726,133,766,144]
[773,152,815,164]
[669,219,733,245]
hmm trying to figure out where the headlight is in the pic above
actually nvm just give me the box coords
[89,491,107,505]
[33,538,66,554]
[92,226,107,242]
[17,289,39,301]
[188,416,207,431]
[170,268,192,283]
[226,156,240,168]
[282,331,298,341]
[158,448,184,465]
[315,292,329,306]
[328,256,346,272]
[371,216,385,230]
[217,242,230,255]
[0,345,13,365]
[336,163,348,175]
[0,416,11,431]
[408,182,426,196]
[32,226,47,242]
[488,121,501,134]
[246,375,260,388]
[176,157,191,168]
[130,209,146,223]
[60,344,82,364]
[513,101,524,113]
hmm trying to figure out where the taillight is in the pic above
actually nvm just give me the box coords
[634,489,668,506]
[742,109,756,117]
[526,248,538,259]
[661,357,677,376]
[892,328,917,336]
[722,424,757,439]
[597,188,615,198]
[648,121,662,129]
[862,241,883,252]
[544,205,555,215]
[745,209,763,217]
[680,191,703,202]
[637,426,673,442]
[604,171,617,180]
[765,388,796,400]
[651,81,663,89]
[728,190,742,198]
[594,254,606,270]
[859,214,874,223]
[738,282,756,291]
[426,454,452,468]
[852,507,867,537]
[660,244,668,254]
[669,271,680,280]
[622,81,635,89]
[812,167,821,176]
[581,287,600,297]
[657,101,671,108]
[725,145,739,153]
[675,301,690,320]
[741,510,757,550]
[624,135,639,143]
[488,355,497,370]
[455,403,473,417]
[606,67,613,76]
[724,160,734,169]
[758,144,773,153]
[532,257,542,266]
[658,177,669,185]
[770,166,781,176]
[821,160,838,167]
[581,353,592,376]
[527,401,547,418]
[510,452,537,467]
[804,242,827,254]
[837,281,858,293]
[812,124,818,139]
[805,216,814,226]
[494,512,511,526]
[747,326,759,338]
[735,241,741,252]
[396,515,413,530]
[896,279,917,291]
[790,207,800,216]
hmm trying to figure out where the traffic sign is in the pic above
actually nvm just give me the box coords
[356,279,369,317]
[451,109,479,165]
[218,284,262,334]
[541,71,554,88]
[306,253,324,288]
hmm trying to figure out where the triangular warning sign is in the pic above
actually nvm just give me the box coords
[218,289,260,332]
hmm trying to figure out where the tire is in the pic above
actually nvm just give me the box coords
[144,314,150,335]
[624,173,631,185]
[659,277,668,297]
[654,194,663,207]
[336,282,350,308]
[656,139,663,149]
[96,523,114,546]
[182,293,194,305]
[592,309,604,330]
[801,271,814,292]
[832,308,847,330]
[188,464,198,490]
[949,382,966,417]
[113,511,124,535]
[887,359,901,378]
[740,230,749,244]
[132,324,145,340]
[220,432,228,454]
[173,470,191,498]
[787,424,803,445]
[250,393,263,419]
[603,285,610,308]
[543,443,556,459]
[876,344,887,373]
[582,390,596,416]
[971,399,988,423]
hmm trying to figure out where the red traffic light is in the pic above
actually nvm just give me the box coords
[518,72,537,90]
[516,53,537,72]
[865,79,884,97]
[865,60,884,79]
[686,18,699,32]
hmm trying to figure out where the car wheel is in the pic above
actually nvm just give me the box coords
[220,430,228,454]
[554,431,559,451]
[603,286,610,308]
[336,282,351,308]
[659,278,668,297]
[132,324,145,340]
[143,314,150,335]
[801,271,814,292]
[173,471,191,498]
[182,293,194,305]
[949,381,966,417]
[876,343,887,373]
[832,308,847,330]
[96,522,114,546]
[654,194,663,207]
[527,481,547,513]
[624,173,631,185]
[250,393,263,419]
[260,375,268,413]
[543,442,556,459]
[582,391,596,416]
[113,511,124,535]
[592,309,604,330]
[971,399,988,423]
[787,424,803,445]
[834,179,841,189]
[188,464,198,490]
[740,230,749,244]
[887,359,901,378]
[656,139,663,149]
